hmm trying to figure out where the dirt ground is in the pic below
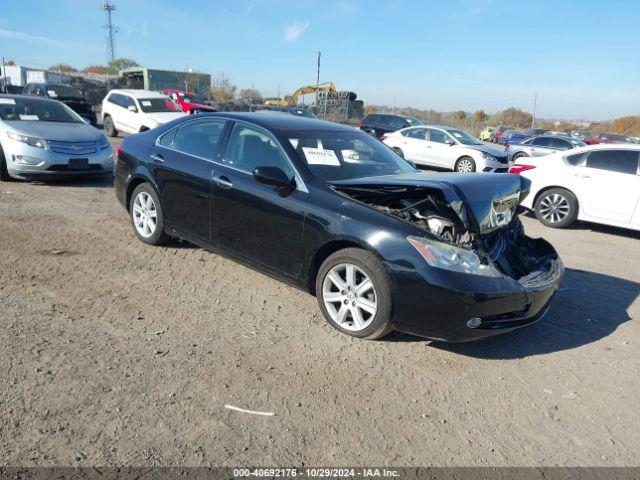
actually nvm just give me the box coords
[1,138,639,466]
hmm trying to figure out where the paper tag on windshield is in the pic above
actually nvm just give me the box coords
[47,90,58,98]
[302,147,340,166]
[141,100,152,107]
[19,114,39,121]
[0,98,16,105]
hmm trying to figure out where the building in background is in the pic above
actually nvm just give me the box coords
[119,67,211,98]
[0,64,69,87]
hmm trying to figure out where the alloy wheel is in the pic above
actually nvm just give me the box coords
[539,193,570,224]
[132,191,158,238]
[322,263,377,332]
[456,159,474,172]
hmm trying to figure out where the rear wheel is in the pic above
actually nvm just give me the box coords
[534,188,578,228]
[129,183,169,245]
[512,152,527,161]
[316,248,393,340]
[455,156,476,173]
[104,115,118,137]
[392,147,404,158]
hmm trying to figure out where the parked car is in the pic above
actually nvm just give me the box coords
[382,125,509,173]
[543,130,569,137]
[569,130,592,141]
[502,130,530,144]
[0,94,113,181]
[101,89,186,137]
[359,113,424,138]
[478,126,495,142]
[510,144,640,231]
[492,125,514,143]
[506,135,586,162]
[523,128,547,137]
[162,89,216,114]
[23,83,95,125]
[260,106,317,118]
[114,112,562,341]
[594,132,636,144]
[497,129,518,145]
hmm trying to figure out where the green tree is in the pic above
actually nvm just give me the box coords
[49,63,77,73]
[107,58,139,73]
[453,110,467,121]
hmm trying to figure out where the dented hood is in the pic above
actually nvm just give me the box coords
[331,173,530,235]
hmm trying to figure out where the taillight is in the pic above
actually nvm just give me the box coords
[509,164,536,174]
[115,145,122,161]
[505,143,510,151]
[380,135,388,142]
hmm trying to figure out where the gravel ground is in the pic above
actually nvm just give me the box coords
[1,136,639,467]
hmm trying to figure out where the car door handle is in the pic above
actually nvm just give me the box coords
[573,173,591,179]
[150,153,165,164]
[214,176,233,189]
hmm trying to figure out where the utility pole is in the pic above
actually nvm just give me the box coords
[101,2,118,90]
[315,51,321,105]
[2,57,6,91]
[532,93,537,128]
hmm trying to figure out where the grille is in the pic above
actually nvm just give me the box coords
[495,156,508,164]
[46,164,102,172]
[48,141,97,156]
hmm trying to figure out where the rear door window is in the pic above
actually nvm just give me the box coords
[172,119,227,160]
[388,116,406,129]
[531,137,551,147]
[549,138,572,149]
[406,128,427,140]
[585,150,639,175]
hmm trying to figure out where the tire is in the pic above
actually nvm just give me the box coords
[455,156,476,173]
[392,147,404,158]
[0,148,13,182]
[129,183,169,245]
[315,248,393,340]
[512,152,527,161]
[104,115,118,137]
[534,188,578,228]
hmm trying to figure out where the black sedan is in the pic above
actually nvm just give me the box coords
[114,112,563,342]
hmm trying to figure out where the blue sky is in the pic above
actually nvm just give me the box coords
[1,0,638,120]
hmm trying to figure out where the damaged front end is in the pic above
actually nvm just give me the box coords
[332,173,559,283]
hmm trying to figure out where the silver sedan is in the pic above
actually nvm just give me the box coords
[506,135,586,162]
[0,94,113,181]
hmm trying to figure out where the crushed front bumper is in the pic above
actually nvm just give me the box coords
[388,240,564,342]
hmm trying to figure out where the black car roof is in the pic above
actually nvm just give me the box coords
[0,93,56,102]
[198,112,355,132]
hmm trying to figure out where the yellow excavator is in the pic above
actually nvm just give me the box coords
[265,82,337,107]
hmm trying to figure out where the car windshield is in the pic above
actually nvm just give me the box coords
[446,128,482,145]
[0,96,83,123]
[138,98,180,113]
[405,117,424,126]
[610,134,631,142]
[286,130,417,181]
[182,94,206,104]
[46,85,83,99]
[294,109,317,119]
[570,139,587,147]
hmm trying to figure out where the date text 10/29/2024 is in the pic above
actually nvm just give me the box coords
[233,468,400,478]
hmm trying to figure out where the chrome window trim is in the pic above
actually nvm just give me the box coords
[154,117,308,193]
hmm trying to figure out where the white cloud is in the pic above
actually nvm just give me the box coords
[283,20,310,43]
[0,28,66,48]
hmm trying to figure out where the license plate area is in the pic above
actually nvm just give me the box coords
[68,158,89,170]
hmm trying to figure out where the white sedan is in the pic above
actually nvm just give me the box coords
[381,125,509,173]
[511,144,640,231]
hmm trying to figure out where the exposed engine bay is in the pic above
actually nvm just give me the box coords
[333,182,557,281]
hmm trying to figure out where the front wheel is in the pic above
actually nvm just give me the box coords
[534,188,578,228]
[512,152,527,162]
[316,248,393,340]
[455,156,476,173]
[0,149,14,181]
[129,184,169,245]
[392,147,404,158]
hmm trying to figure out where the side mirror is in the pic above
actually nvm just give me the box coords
[127,105,137,113]
[82,117,91,125]
[445,138,455,146]
[253,166,295,195]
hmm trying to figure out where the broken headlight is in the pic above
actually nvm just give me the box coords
[407,236,502,277]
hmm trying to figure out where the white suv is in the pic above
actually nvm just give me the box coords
[101,89,186,137]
